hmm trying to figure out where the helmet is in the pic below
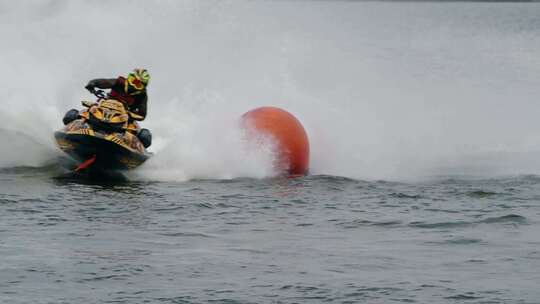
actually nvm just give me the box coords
[126,68,150,92]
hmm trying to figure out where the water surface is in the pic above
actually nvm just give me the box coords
[2,168,540,303]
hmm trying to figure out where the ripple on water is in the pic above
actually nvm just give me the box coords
[466,190,503,198]
[337,219,403,229]
[425,237,485,246]
[389,192,424,200]
[444,293,482,300]
[480,214,527,224]
[408,220,473,229]
[150,204,186,212]
[408,214,527,230]
[156,231,213,238]
[0,198,19,204]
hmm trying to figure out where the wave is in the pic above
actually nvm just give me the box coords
[0,128,59,168]
[336,213,527,230]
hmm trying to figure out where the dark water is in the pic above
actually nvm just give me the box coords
[2,167,540,303]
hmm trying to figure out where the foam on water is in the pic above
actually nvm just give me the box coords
[1,1,540,181]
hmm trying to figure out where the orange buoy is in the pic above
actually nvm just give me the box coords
[241,106,310,176]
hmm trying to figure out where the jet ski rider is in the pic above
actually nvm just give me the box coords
[84,68,150,120]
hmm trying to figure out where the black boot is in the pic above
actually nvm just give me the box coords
[137,128,152,148]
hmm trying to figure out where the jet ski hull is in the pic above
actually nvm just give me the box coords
[55,129,150,172]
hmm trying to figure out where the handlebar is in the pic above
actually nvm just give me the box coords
[85,89,144,121]
[93,89,106,100]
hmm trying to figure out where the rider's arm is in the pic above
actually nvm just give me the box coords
[85,78,117,92]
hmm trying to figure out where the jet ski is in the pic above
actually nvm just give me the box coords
[55,90,152,173]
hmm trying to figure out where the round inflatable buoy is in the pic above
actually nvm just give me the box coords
[242,107,309,175]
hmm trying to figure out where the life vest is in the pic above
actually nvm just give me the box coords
[108,76,145,107]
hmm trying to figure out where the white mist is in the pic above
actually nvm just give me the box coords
[1,1,540,181]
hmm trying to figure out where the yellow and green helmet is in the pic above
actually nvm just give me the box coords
[126,68,150,91]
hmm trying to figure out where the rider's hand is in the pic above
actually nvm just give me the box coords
[85,84,95,93]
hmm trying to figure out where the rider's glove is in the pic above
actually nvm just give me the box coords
[85,83,95,93]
